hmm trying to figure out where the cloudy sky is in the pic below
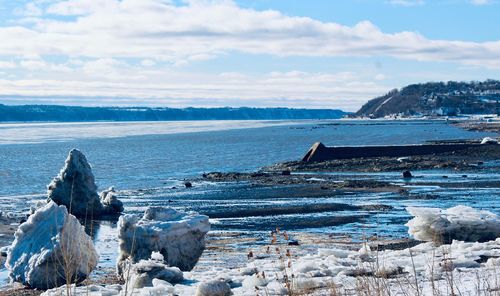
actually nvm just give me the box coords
[0,0,499,111]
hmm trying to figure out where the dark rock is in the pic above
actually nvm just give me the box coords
[398,189,410,196]
[250,172,268,178]
[475,255,497,264]
[402,170,413,178]
[360,204,394,211]
[281,170,291,176]
[185,182,192,188]
[0,247,8,257]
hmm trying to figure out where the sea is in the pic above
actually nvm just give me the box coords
[0,119,498,283]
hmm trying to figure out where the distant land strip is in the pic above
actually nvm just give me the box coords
[0,104,348,122]
[355,80,500,118]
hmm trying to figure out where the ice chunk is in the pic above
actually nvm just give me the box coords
[41,284,122,296]
[294,260,320,273]
[100,187,124,214]
[242,274,268,289]
[6,201,98,289]
[318,248,352,258]
[117,206,210,273]
[47,149,123,218]
[292,277,324,291]
[151,251,164,261]
[123,256,183,289]
[195,280,232,296]
[266,280,288,295]
[406,205,500,243]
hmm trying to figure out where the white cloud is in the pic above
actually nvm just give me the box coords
[15,3,43,17]
[46,0,117,15]
[18,58,73,72]
[0,61,17,69]
[0,69,388,110]
[82,58,123,76]
[0,0,499,109]
[140,59,156,67]
[0,0,498,68]
[20,59,47,70]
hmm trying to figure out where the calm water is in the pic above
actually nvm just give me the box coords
[0,120,498,283]
[0,119,493,197]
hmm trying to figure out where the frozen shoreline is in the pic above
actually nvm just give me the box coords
[0,121,497,295]
[1,165,499,294]
[36,235,500,296]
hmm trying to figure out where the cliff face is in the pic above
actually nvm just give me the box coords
[356,80,500,118]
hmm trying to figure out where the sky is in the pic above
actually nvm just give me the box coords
[0,0,499,111]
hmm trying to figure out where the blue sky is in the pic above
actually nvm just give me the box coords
[237,0,500,42]
[0,0,499,111]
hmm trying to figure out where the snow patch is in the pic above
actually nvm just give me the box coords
[406,205,500,243]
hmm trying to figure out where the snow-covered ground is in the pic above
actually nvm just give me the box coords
[41,235,500,295]
[37,206,500,295]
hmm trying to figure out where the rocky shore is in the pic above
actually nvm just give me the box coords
[452,119,500,133]
[201,171,403,192]
[267,142,500,173]
[196,141,499,195]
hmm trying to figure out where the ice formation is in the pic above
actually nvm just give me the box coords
[100,187,125,214]
[33,205,500,295]
[117,207,210,273]
[123,252,184,289]
[47,149,123,218]
[40,237,500,295]
[406,205,500,243]
[6,201,98,289]
[41,282,174,296]
[195,280,232,296]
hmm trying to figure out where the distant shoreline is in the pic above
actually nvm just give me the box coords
[0,104,348,122]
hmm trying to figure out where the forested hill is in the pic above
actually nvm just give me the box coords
[0,105,347,122]
[356,80,500,118]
